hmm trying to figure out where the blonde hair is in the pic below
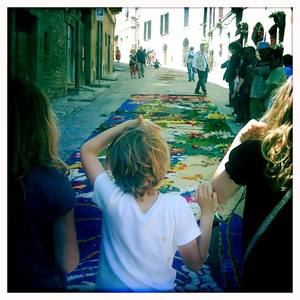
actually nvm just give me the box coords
[9,78,69,182]
[259,76,293,191]
[106,125,170,198]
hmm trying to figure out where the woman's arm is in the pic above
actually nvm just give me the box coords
[52,209,79,273]
[212,120,267,204]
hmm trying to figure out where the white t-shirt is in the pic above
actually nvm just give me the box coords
[93,172,201,292]
[192,51,209,71]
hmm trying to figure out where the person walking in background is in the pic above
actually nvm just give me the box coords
[211,77,292,292]
[232,46,258,123]
[136,46,147,78]
[263,46,287,109]
[249,41,271,119]
[8,78,79,291]
[185,46,195,82]
[193,42,209,96]
[80,116,218,292]
[116,47,121,62]
[223,42,241,109]
[282,54,293,78]
[129,49,137,79]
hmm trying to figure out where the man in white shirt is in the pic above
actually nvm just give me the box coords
[192,42,209,96]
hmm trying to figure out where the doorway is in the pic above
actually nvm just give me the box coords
[67,24,75,83]
[14,9,36,80]
[182,38,189,66]
[163,43,167,65]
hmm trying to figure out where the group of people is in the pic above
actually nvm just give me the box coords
[185,43,210,96]
[129,46,147,79]
[8,58,292,291]
[129,47,161,79]
[223,40,292,124]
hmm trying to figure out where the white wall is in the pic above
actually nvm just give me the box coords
[115,8,137,64]
[115,7,293,78]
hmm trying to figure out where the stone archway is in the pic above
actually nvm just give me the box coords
[182,38,189,66]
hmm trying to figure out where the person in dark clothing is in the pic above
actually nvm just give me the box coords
[224,42,241,109]
[232,46,259,123]
[8,79,79,292]
[136,46,147,78]
[210,77,292,292]
[249,41,272,120]
[282,54,293,78]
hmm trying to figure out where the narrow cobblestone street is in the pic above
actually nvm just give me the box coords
[52,62,241,161]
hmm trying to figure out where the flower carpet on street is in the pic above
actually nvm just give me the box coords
[66,94,243,292]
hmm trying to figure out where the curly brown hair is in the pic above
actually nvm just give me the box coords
[260,76,293,191]
[105,124,170,198]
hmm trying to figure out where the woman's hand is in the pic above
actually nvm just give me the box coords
[239,119,267,142]
[195,182,218,215]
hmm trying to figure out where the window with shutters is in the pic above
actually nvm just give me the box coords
[184,8,189,27]
[203,8,208,37]
[144,20,151,41]
[160,13,169,35]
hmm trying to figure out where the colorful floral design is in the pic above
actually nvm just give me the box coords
[66,94,239,292]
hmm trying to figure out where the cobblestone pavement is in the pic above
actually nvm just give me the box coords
[51,62,242,161]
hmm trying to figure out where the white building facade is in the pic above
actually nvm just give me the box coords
[115,7,292,83]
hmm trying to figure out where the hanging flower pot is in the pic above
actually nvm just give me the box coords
[269,11,286,42]
[216,21,223,30]
[268,24,278,46]
[269,11,286,27]
[251,22,264,45]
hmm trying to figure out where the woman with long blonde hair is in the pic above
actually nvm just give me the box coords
[208,76,292,292]
[8,78,79,291]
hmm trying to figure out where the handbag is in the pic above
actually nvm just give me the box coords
[215,187,292,291]
[244,187,292,262]
[214,188,246,291]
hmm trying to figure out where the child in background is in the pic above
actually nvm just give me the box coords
[80,116,217,292]
[154,59,161,69]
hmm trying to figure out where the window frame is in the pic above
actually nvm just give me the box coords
[144,20,152,41]
[184,7,189,27]
[160,13,169,36]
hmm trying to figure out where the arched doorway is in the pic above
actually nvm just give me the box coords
[182,38,189,66]
[163,43,167,65]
